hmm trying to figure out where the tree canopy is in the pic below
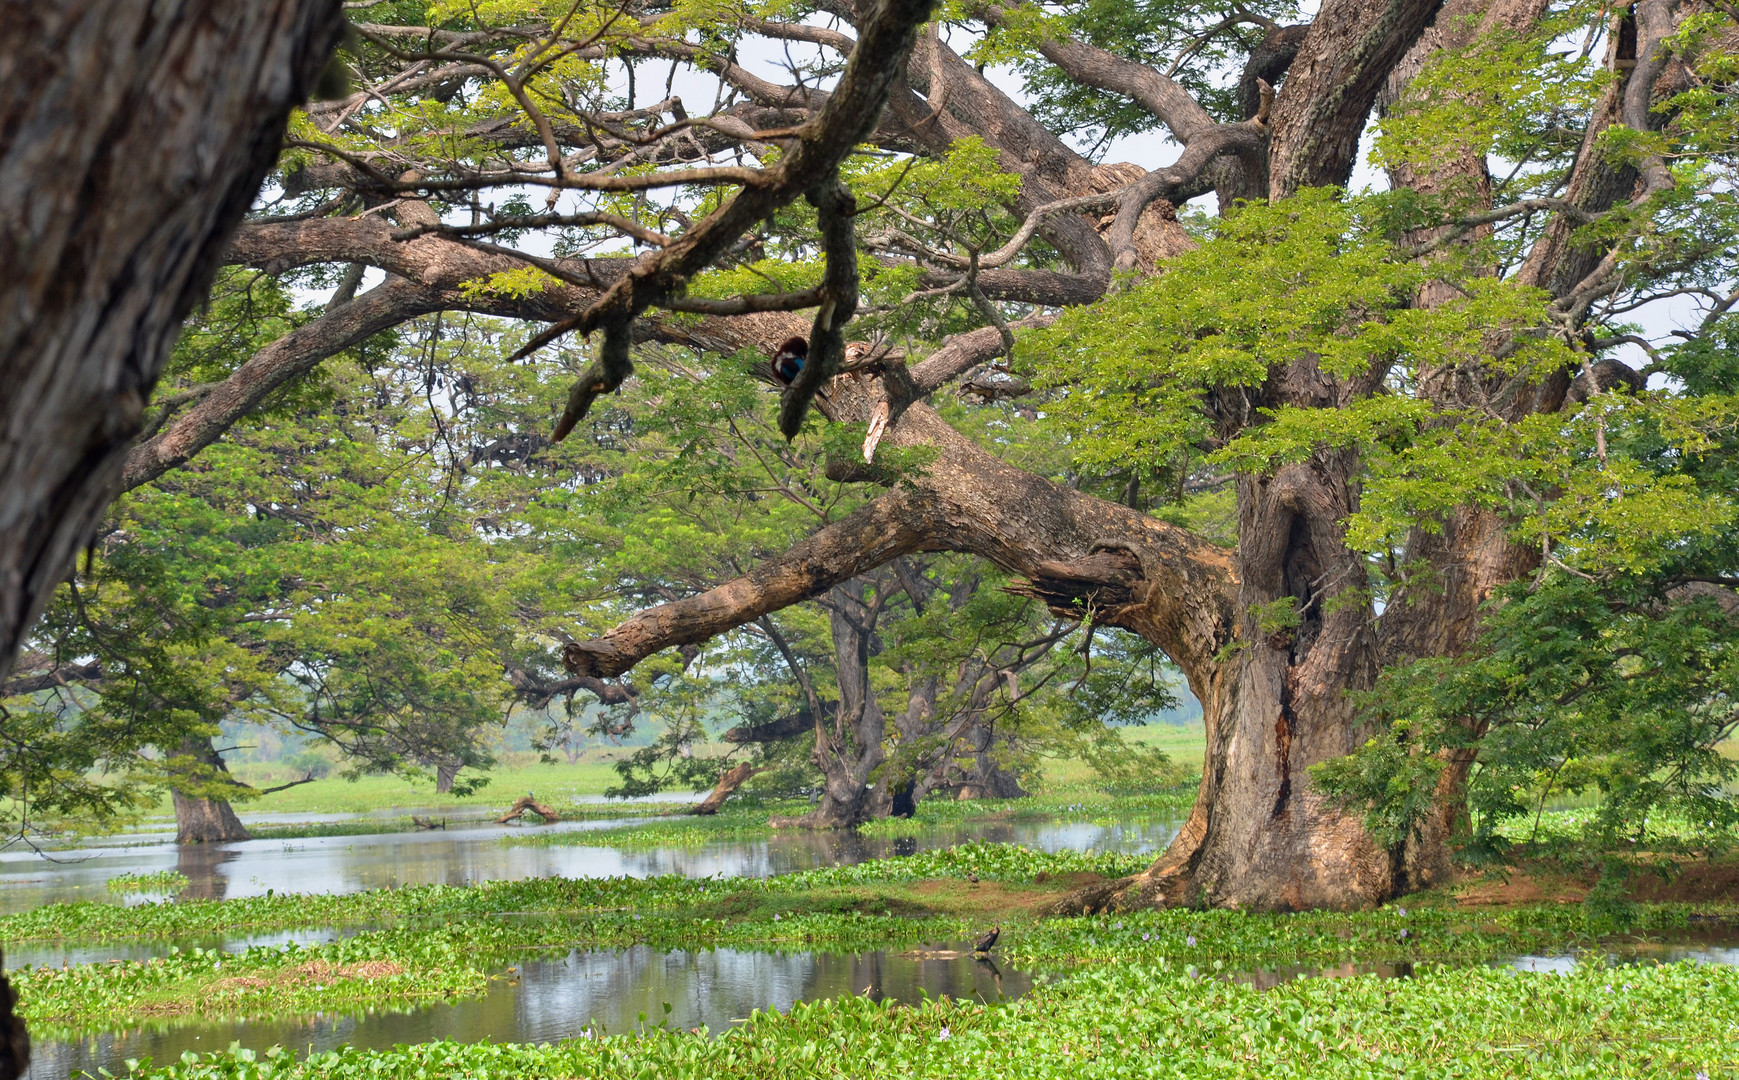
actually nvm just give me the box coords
[3,0,1739,909]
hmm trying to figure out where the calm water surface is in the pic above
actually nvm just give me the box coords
[13,811,1734,1080]
[25,944,1036,1080]
[4,813,1149,1079]
[0,816,1177,913]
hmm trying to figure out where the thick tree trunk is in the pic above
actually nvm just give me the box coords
[435,760,460,794]
[0,951,25,1080]
[171,739,252,845]
[0,0,344,683]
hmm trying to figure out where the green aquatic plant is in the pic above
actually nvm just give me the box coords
[106,871,191,895]
[10,839,1735,1038]
[119,958,1739,1080]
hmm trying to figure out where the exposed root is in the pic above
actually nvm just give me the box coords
[1044,871,1184,916]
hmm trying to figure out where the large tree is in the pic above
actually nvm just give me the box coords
[38,0,1737,913]
[550,0,1736,909]
[0,0,345,685]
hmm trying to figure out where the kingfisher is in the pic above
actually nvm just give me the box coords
[772,336,807,384]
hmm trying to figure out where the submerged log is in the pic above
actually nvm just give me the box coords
[497,794,559,824]
[410,815,447,830]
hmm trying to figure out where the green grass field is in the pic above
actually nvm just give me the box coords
[159,722,1210,822]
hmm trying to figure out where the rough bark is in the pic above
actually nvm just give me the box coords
[497,794,560,823]
[435,760,461,795]
[0,0,344,683]
[1267,0,1446,196]
[171,738,253,845]
[692,761,765,815]
[0,952,25,1080]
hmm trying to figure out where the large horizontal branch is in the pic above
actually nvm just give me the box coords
[565,373,1238,694]
[562,488,938,678]
[135,221,812,492]
[121,278,444,491]
[1,660,103,698]
[909,316,1053,394]
[505,663,636,710]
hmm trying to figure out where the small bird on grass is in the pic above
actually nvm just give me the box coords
[974,925,1001,955]
[967,869,979,885]
[772,336,807,384]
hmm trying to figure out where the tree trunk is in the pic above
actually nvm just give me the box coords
[0,0,344,683]
[171,739,252,844]
[0,951,26,1080]
[435,760,460,794]
[561,361,1414,908]
[692,762,764,815]
[775,579,892,830]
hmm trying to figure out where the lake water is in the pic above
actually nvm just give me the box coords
[24,942,1036,1080]
[0,816,1179,913]
[6,811,1151,1079]
[8,811,1737,1080]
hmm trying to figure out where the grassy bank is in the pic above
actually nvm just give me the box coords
[499,790,1195,850]
[144,723,1209,822]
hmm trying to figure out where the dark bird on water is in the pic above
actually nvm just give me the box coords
[974,925,1000,954]
[772,336,807,384]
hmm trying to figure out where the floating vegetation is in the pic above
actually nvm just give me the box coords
[10,840,1738,1039]
[105,871,190,895]
[113,958,1739,1080]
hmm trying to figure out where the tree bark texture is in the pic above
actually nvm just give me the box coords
[171,738,252,844]
[435,760,460,795]
[693,761,764,815]
[0,954,24,1080]
[0,0,344,683]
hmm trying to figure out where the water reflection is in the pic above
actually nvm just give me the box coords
[25,945,1037,1080]
[1216,929,1739,990]
[0,817,1178,914]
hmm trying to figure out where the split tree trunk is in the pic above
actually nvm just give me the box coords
[0,0,344,682]
[777,579,894,830]
[171,738,252,844]
[561,346,1446,907]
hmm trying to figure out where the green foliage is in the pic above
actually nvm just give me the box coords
[112,953,1739,1080]
[3,316,624,829]
[105,871,191,895]
[36,902,1739,1077]
[1317,570,1739,863]
[1029,190,1573,479]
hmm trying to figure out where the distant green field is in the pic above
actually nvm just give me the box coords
[132,723,1208,822]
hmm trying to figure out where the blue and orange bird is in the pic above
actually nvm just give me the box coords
[772,336,807,384]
